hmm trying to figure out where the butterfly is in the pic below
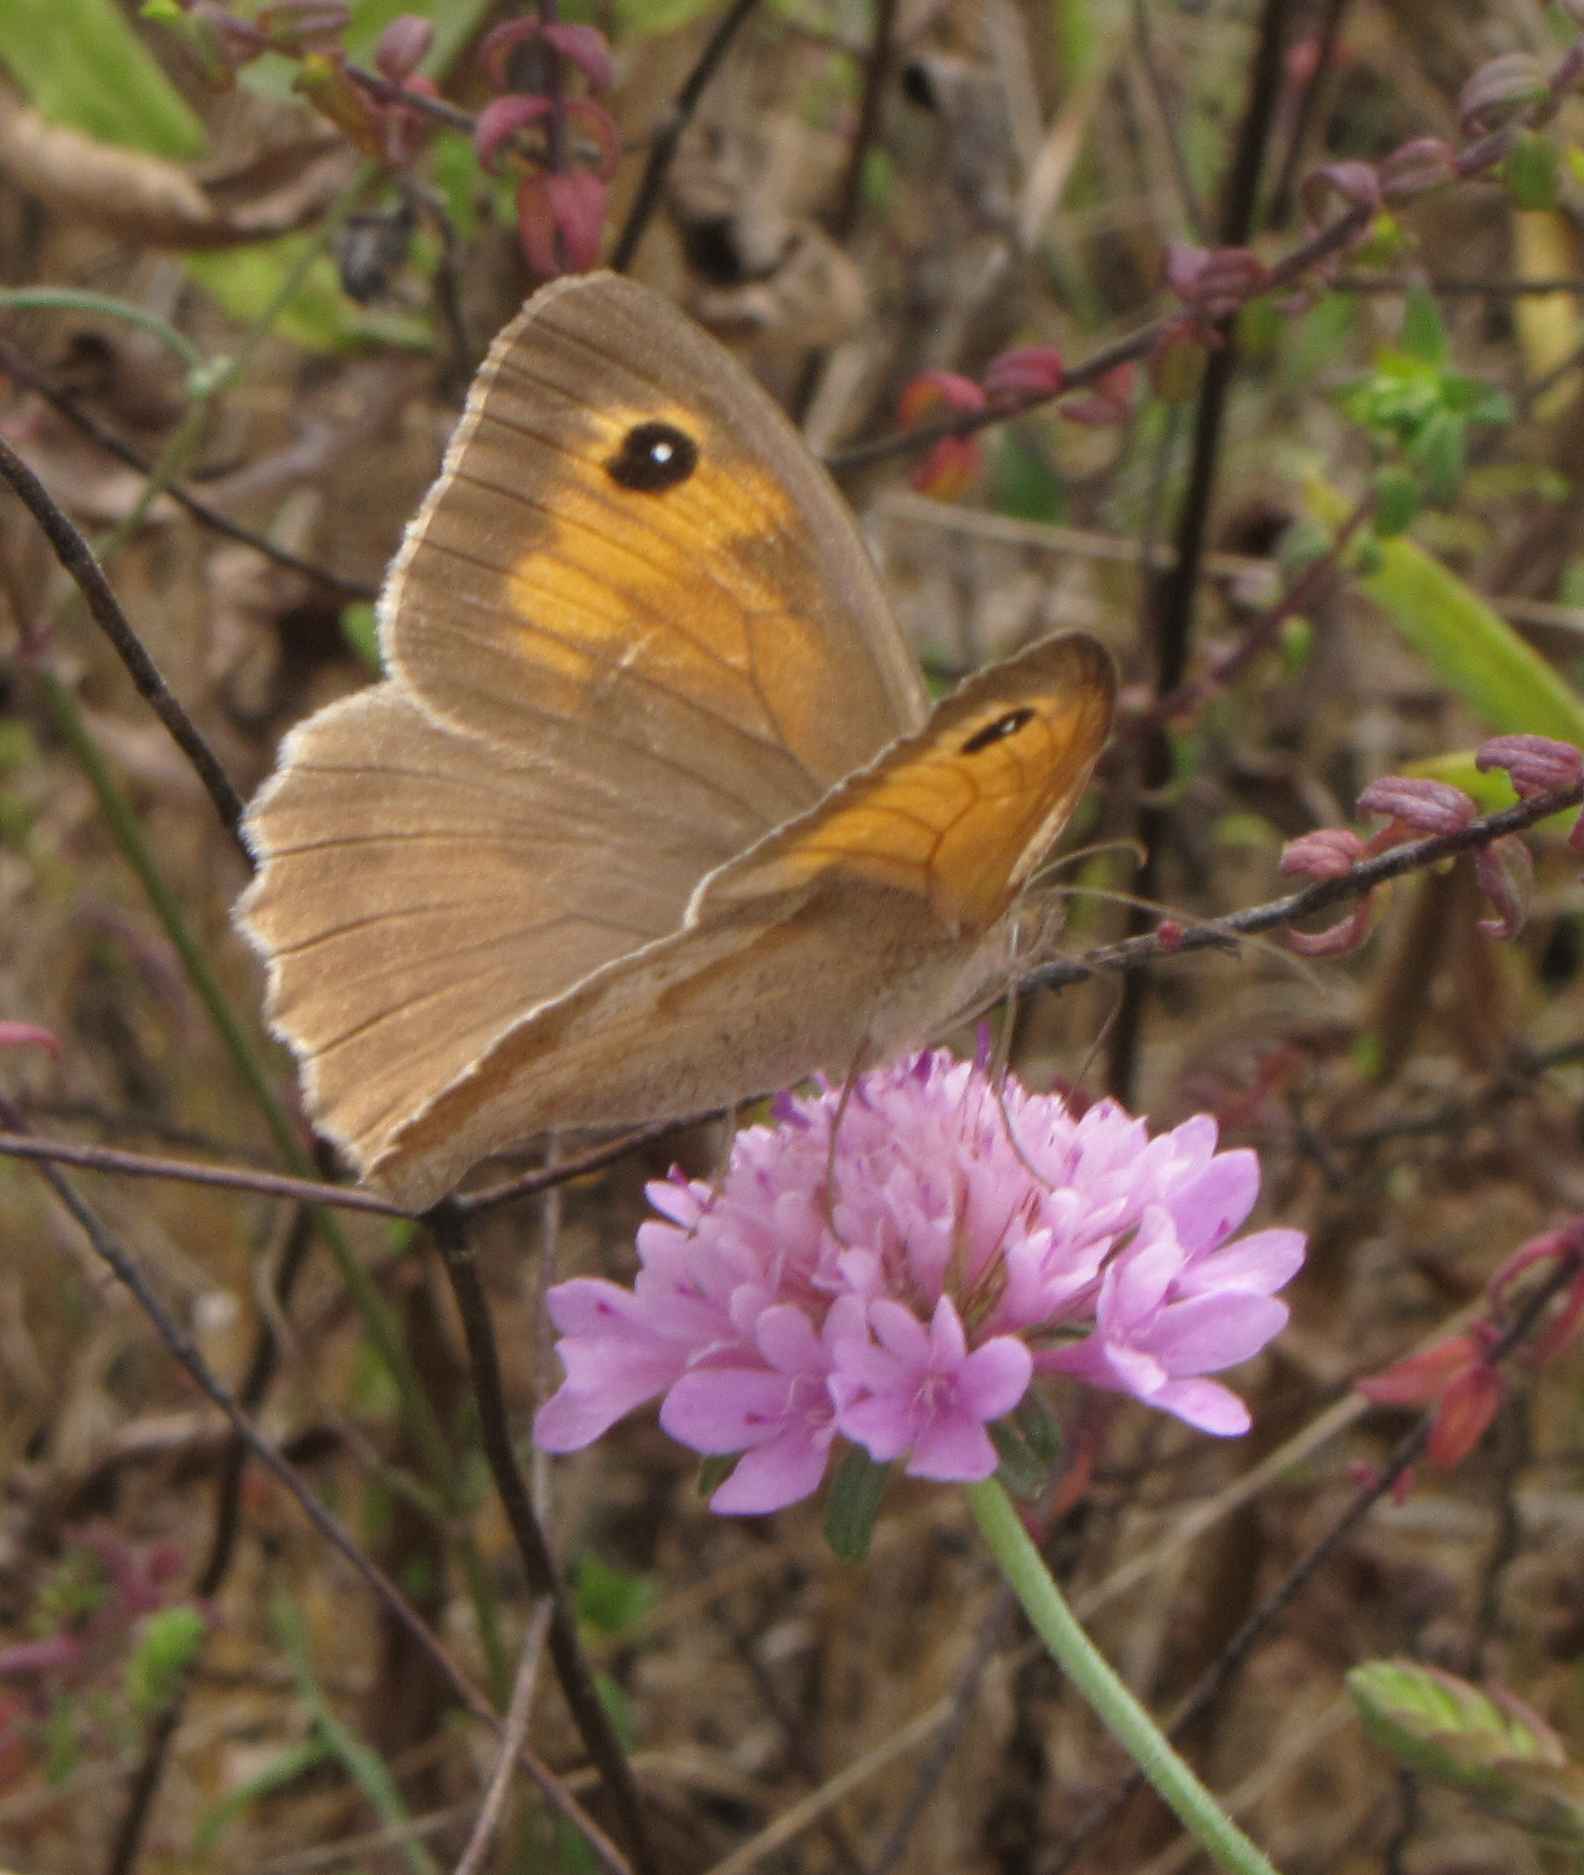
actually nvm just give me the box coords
[237,272,1115,1212]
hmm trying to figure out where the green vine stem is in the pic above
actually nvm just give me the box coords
[966,1477,1285,1875]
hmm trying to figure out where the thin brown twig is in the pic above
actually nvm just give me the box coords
[1149,492,1375,727]
[1109,0,1292,1106]
[1335,274,1584,297]
[459,1121,677,1212]
[611,0,764,272]
[1131,0,1205,238]
[343,61,480,136]
[826,201,1371,473]
[789,0,898,425]
[0,339,376,600]
[0,1132,405,1213]
[106,1208,318,1875]
[1266,0,1352,226]
[427,1200,658,1875]
[0,431,247,849]
[1027,778,1584,996]
[454,1602,555,1875]
[830,0,898,244]
[827,32,1581,480]
[3,1098,632,1874]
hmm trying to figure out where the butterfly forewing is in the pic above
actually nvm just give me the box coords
[383,272,929,825]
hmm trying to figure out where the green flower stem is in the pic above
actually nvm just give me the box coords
[966,1477,1284,1875]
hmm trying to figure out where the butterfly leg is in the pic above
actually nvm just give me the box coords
[817,1038,874,1239]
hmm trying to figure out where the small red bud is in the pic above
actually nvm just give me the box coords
[1475,733,1584,798]
[909,435,984,502]
[1458,51,1548,137]
[374,13,432,81]
[1474,836,1533,940]
[898,371,988,426]
[1357,775,1476,838]
[983,346,1064,401]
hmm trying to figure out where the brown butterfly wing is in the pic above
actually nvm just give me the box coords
[363,633,1115,1211]
[381,271,929,817]
[239,684,761,1174]
[240,273,928,1195]
[695,633,1117,932]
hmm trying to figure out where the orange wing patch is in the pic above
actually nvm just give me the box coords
[697,634,1116,934]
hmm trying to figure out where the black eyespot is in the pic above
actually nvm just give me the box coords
[961,707,1035,755]
[605,421,698,493]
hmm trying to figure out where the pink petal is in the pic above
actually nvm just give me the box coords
[1150,1378,1251,1435]
[927,1296,970,1365]
[1102,1219,1185,1327]
[709,1431,833,1513]
[661,1369,790,1454]
[906,1415,999,1481]
[957,1337,1034,1421]
[871,1298,931,1365]
[534,1335,681,1451]
[754,1304,823,1375]
[1170,1151,1258,1251]
[1141,1293,1289,1372]
[839,1392,916,1462]
[1181,1228,1307,1296]
[1044,1334,1166,1398]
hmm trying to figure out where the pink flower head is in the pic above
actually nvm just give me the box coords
[535,1054,1305,1514]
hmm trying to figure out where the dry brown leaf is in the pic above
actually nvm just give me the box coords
[0,101,352,248]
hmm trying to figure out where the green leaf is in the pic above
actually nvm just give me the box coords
[824,1450,892,1561]
[991,429,1067,524]
[125,1605,206,1717]
[1348,1658,1584,1844]
[1372,466,1421,537]
[8,0,205,158]
[1310,478,1584,743]
[340,603,383,673]
[1503,133,1561,212]
[574,1555,657,1636]
[1286,291,1356,384]
[194,1737,330,1850]
[617,0,724,29]
[1399,288,1448,367]
[184,236,432,353]
[990,1395,1065,1499]
[1409,408,1466,503]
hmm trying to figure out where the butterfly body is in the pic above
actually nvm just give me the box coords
[238,273,1114,1212]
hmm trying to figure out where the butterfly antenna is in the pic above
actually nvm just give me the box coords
[820,1044,870,1241]
[1034,835,1149,877]
[1024,876,1328,988]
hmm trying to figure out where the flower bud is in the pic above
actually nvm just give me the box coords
[374,14,432,81]
[1349,1659,1584,1842]
[1458,51,1548,137]
[1357,775,1476,836]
